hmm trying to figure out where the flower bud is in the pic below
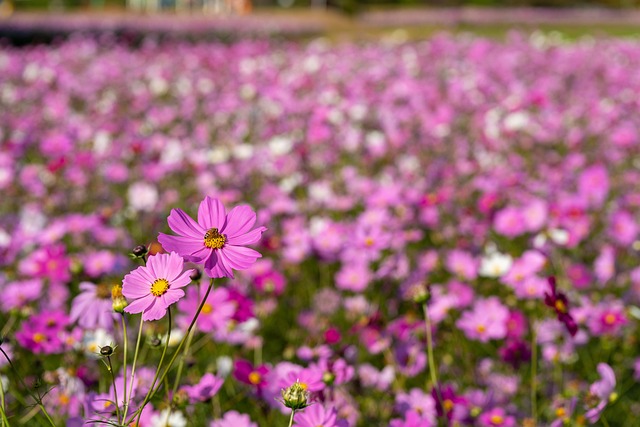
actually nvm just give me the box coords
[112,285,128,313]
[100,346,114,356]
[281,380,309,410]
[190,269,202,282]
[172,389,189,409]
[131,245,148,258]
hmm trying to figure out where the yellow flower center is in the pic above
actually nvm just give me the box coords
[490,415,504,425]
[443,399,454,412]
[298,382,308,390]
[476,324,486,333]
[112,284,124,299]
[204,228,226,249]
[150,278,170,297]
[604,313,616,325]
[202,303,213,314]
[248,372,261,385]
[556,407,566,418]
[364,237,374,247]
[554,300,567,313]
[33,333,46,343]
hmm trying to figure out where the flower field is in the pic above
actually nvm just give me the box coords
[1,33,640,426]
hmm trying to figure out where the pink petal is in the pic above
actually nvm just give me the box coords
[146,253,166,280]
[162,289,185,307]
[171,270,194,289]
[222,205,257,238]
[158,234,209,263]
[198,197,226,230]
[204,250,233,279]
[124,295,154,315]
[122,274,152,299]
[142,298,167,322]
[226,226,267,246]
[164,252,185,282]
[168,208,205,239]
[223,246,261,270]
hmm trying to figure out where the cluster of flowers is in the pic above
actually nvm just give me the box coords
[0,32,639,426]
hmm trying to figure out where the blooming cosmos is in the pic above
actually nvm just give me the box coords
[158,196,266,278]
[122,252,194,321]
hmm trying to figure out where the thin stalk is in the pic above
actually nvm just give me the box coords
[133,307,172,427]
[171,326,195,397]
[106,356,121,424]
[423,303,444,410]
[0,372,7,426]
[127,278,214,426]
[0,404,9,427]
[287,409,296,427]
[0,347,56,427]
[122,316,144,422]
[120,315,128,421]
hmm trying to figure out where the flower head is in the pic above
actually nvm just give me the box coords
[158,196,266,278]
[122,252,193,321]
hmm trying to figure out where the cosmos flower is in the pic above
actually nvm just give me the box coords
[122,252,193,321]
[158,196,266,278]
[70,282,119,330]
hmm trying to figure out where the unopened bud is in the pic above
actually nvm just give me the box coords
[112,285,128,313]
[132,245,148,258]
[190,269,202,282]
[281,380,309,410]
[100,346,114,356]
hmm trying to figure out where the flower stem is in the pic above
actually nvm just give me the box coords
[120,315,128,420]
[106,356,121,424]
[135,308,172,427]
[127,278,213,425]
[287,409,296,427]
[171,325,195,397]
[0,347,56,427]
[423,303,443,410]
[122,315,144,422]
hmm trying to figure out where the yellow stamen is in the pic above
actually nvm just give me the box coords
[554,300,567,313]
[490,415,504,425]
[476,324,486,333]
[33,333,46,343]
[604,313,616,325]
[204,228,226,249]
[298,382,308,390]
[202,303,213,314]
[150,278,170,297]
[443,399,454,412]
[96,283,112,299]
[556,408,566,418]
[248,372,261,385]
[364,237,374,247]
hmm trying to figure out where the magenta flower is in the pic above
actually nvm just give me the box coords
[181,373,224,403]
[294,404,347,427]
[158,196,266,278]
[122,252,193,321]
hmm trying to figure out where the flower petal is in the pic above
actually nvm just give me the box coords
[124,295,155,315]
[223,245,262,270]
[167,208,205,239]
[158,234,209,263]
[198,197,226,230]
[142,298,167,322]
[226,226,267,246]
[222,205,257,238]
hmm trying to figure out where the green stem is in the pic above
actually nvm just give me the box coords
[171,325,196,397]
[133,306,172,427]
[122,316,144,422]
[287,409,296,427]
[423,303,444,411]
[0,347,56,427]
[106,356,121,424]
[126,278,214,426]
[120,315,128,420]
[0,373,7,427]
[531,323,538,424]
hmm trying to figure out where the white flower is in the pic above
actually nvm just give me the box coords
[127,182,158,212]
[83,329,115,358]
[150,409,187,427]
[479,251,513,278]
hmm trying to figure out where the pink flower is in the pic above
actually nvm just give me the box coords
[210,411,257,427]
[181,373,224,403]
[122,252,193,321]
[294,404,347,427]
[478,407,516,427]
[456,297,510,342]
[70,282,118,330]
[158,196,266,278]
